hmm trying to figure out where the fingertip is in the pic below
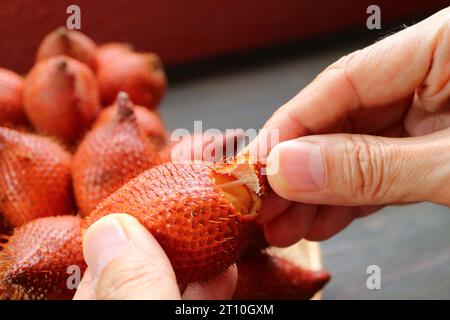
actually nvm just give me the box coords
[264,204,317,247]
[305,206,356,241]
[257,190,292,224]
[73,268,96,300]
[83,214,130,280]
[266,140,324,202]
[83,213,180,299]
[110,213,166,256]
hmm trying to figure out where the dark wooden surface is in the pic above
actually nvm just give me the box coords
[160,31,450,299]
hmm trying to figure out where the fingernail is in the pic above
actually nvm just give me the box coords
[83,217,129,279]
[268,140,324,192]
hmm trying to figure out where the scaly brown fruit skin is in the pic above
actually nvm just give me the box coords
[0,127,74,227]
[0,216,85,300]
[96,43,166,109]
[36,27,97,71]
[233,252,331,300]
[0,68,27,127]
[93,100,167,149]
[24,56,101,145]
[73,92,163,216]
[84,160,264,285]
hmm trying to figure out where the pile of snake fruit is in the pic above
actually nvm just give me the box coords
[0,27,330,300]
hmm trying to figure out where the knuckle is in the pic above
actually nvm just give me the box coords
[417,19,450,111]
[328,49,363,71]
[342,135,389,203]
[273,104,301,125]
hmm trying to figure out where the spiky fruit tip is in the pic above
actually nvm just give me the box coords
[115,91,134,120]
[24,55,101,145]
[93,92,167,149]
[36,27,97,71]
[72,91,163,216]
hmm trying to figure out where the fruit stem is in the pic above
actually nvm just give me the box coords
[56,27,69,39]
[116,91,134,120]
[57,58,68,72]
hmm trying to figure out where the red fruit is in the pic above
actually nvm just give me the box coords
[0,68,27,126]
[233,252,331,300]
[84,157,265,284]
[73,92,163,215]
[96,43,166,109]
[36,27,97,71]
[0,127,74,227]
[0,216,85,300]
[93,98,167,149]
[95,42,132,60]
[24,55,101,145]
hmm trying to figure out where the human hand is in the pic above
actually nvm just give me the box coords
[256,7,450,246]
[74,214,237,300]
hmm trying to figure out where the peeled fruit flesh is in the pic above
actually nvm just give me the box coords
[213,173,253,215]
[0,127,74,227]
[0,68,27,127]
[0,216,85,300]
[84,158,265,285]
[24,56,101,145]
[36,27,97,71]
[96,43,166,109]
[72,92,163,216]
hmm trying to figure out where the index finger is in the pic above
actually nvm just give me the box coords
[261,7,448,146]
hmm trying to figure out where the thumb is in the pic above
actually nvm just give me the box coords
[82,214,180,300]
[266,129,450,206]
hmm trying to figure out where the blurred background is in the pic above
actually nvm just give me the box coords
[1,0,449,298]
